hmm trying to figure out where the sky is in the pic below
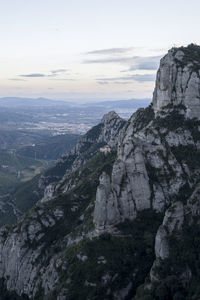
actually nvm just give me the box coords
[1,0,200,101]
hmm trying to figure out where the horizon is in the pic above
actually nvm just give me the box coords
[1,0,200,100]
[0,96,151,104]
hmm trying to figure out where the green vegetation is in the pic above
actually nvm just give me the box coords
[44,138,106,180]
[153,106,185,131]
[17,133,80,160]
[131,104,155,132]
[171,145,200,171]
[0,150,48,196]
[173,43,200,71]
[47,210,163,300]
[154,105,200,139]
[0,278,28,300]
[0,174,42,227]
[13,174,41,213]
[0,150,42,169]
[86,123,104,140]
[0,200,17,227]
[0,129,49,151]
[44,153,77,180]
[135,215,200,300]
[23,151,117,255]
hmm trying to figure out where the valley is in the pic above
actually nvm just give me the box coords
[0,98,149,229]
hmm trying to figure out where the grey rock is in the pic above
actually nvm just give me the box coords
[153,48,200,119]
[114,282,133,300]
[41,183,56,203]
[94,172,120,231]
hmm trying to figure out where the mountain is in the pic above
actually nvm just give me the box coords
[0,97,150,110]
[83,98,151,120]
[86,98,151,109]
[0,97,72,107]
[0,44,200,299]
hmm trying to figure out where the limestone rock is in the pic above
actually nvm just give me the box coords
[153,45,200,119]
[154,225,169,259]
[154,201,184,261]
[41,183,56,203]
[93,172,120,231]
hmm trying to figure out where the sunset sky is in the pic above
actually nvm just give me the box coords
[1,0,200,101]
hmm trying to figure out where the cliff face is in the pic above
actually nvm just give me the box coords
[153,44,200,119]
[93,104,200,231]
[1,45,200,299]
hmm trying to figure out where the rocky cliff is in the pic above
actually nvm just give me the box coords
[0,44,200,300]
[153,44,200,119]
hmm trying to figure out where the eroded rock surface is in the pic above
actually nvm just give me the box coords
[153,45,200,119]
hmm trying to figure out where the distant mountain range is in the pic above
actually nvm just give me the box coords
[0,96,151,109]
[0,97,71,107]
[85,98,151,109]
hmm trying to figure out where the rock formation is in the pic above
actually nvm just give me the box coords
[153,44,200,119]
[0,44,200,299]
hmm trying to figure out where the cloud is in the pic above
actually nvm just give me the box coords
[97,80,131,85]
[83,57,133,64]
[113,81,131,85]
[19,73,45,78]
[128,56,161,71]
[83,55,161,71]
[9,78,27,81]
[48,78,76,81]
[150,47,168,53]
[86,47,139,55]
[47,69,69,77]
[129,74,156,82]
[97,74,156,83]
[51,69,68,74]
[18,69,70,79]
[97,81,109,85]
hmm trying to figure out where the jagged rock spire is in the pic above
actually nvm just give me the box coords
[153,44,200,119]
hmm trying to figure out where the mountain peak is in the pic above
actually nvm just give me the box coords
[153,44,200,119]
[100,110,121,123]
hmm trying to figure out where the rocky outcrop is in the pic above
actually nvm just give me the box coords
[93,107,199,231]
[152,201,184,261]
[98,111,126,147]
[93,44,200,233]
[42,111,126,197]
[94,140,151,231]
[0,205,65,296]
[149,189,199,287]
[94,172,120,231]
[153,44,200,119]
[61,110,126,172]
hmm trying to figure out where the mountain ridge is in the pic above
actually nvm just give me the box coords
[0,44,200,299]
